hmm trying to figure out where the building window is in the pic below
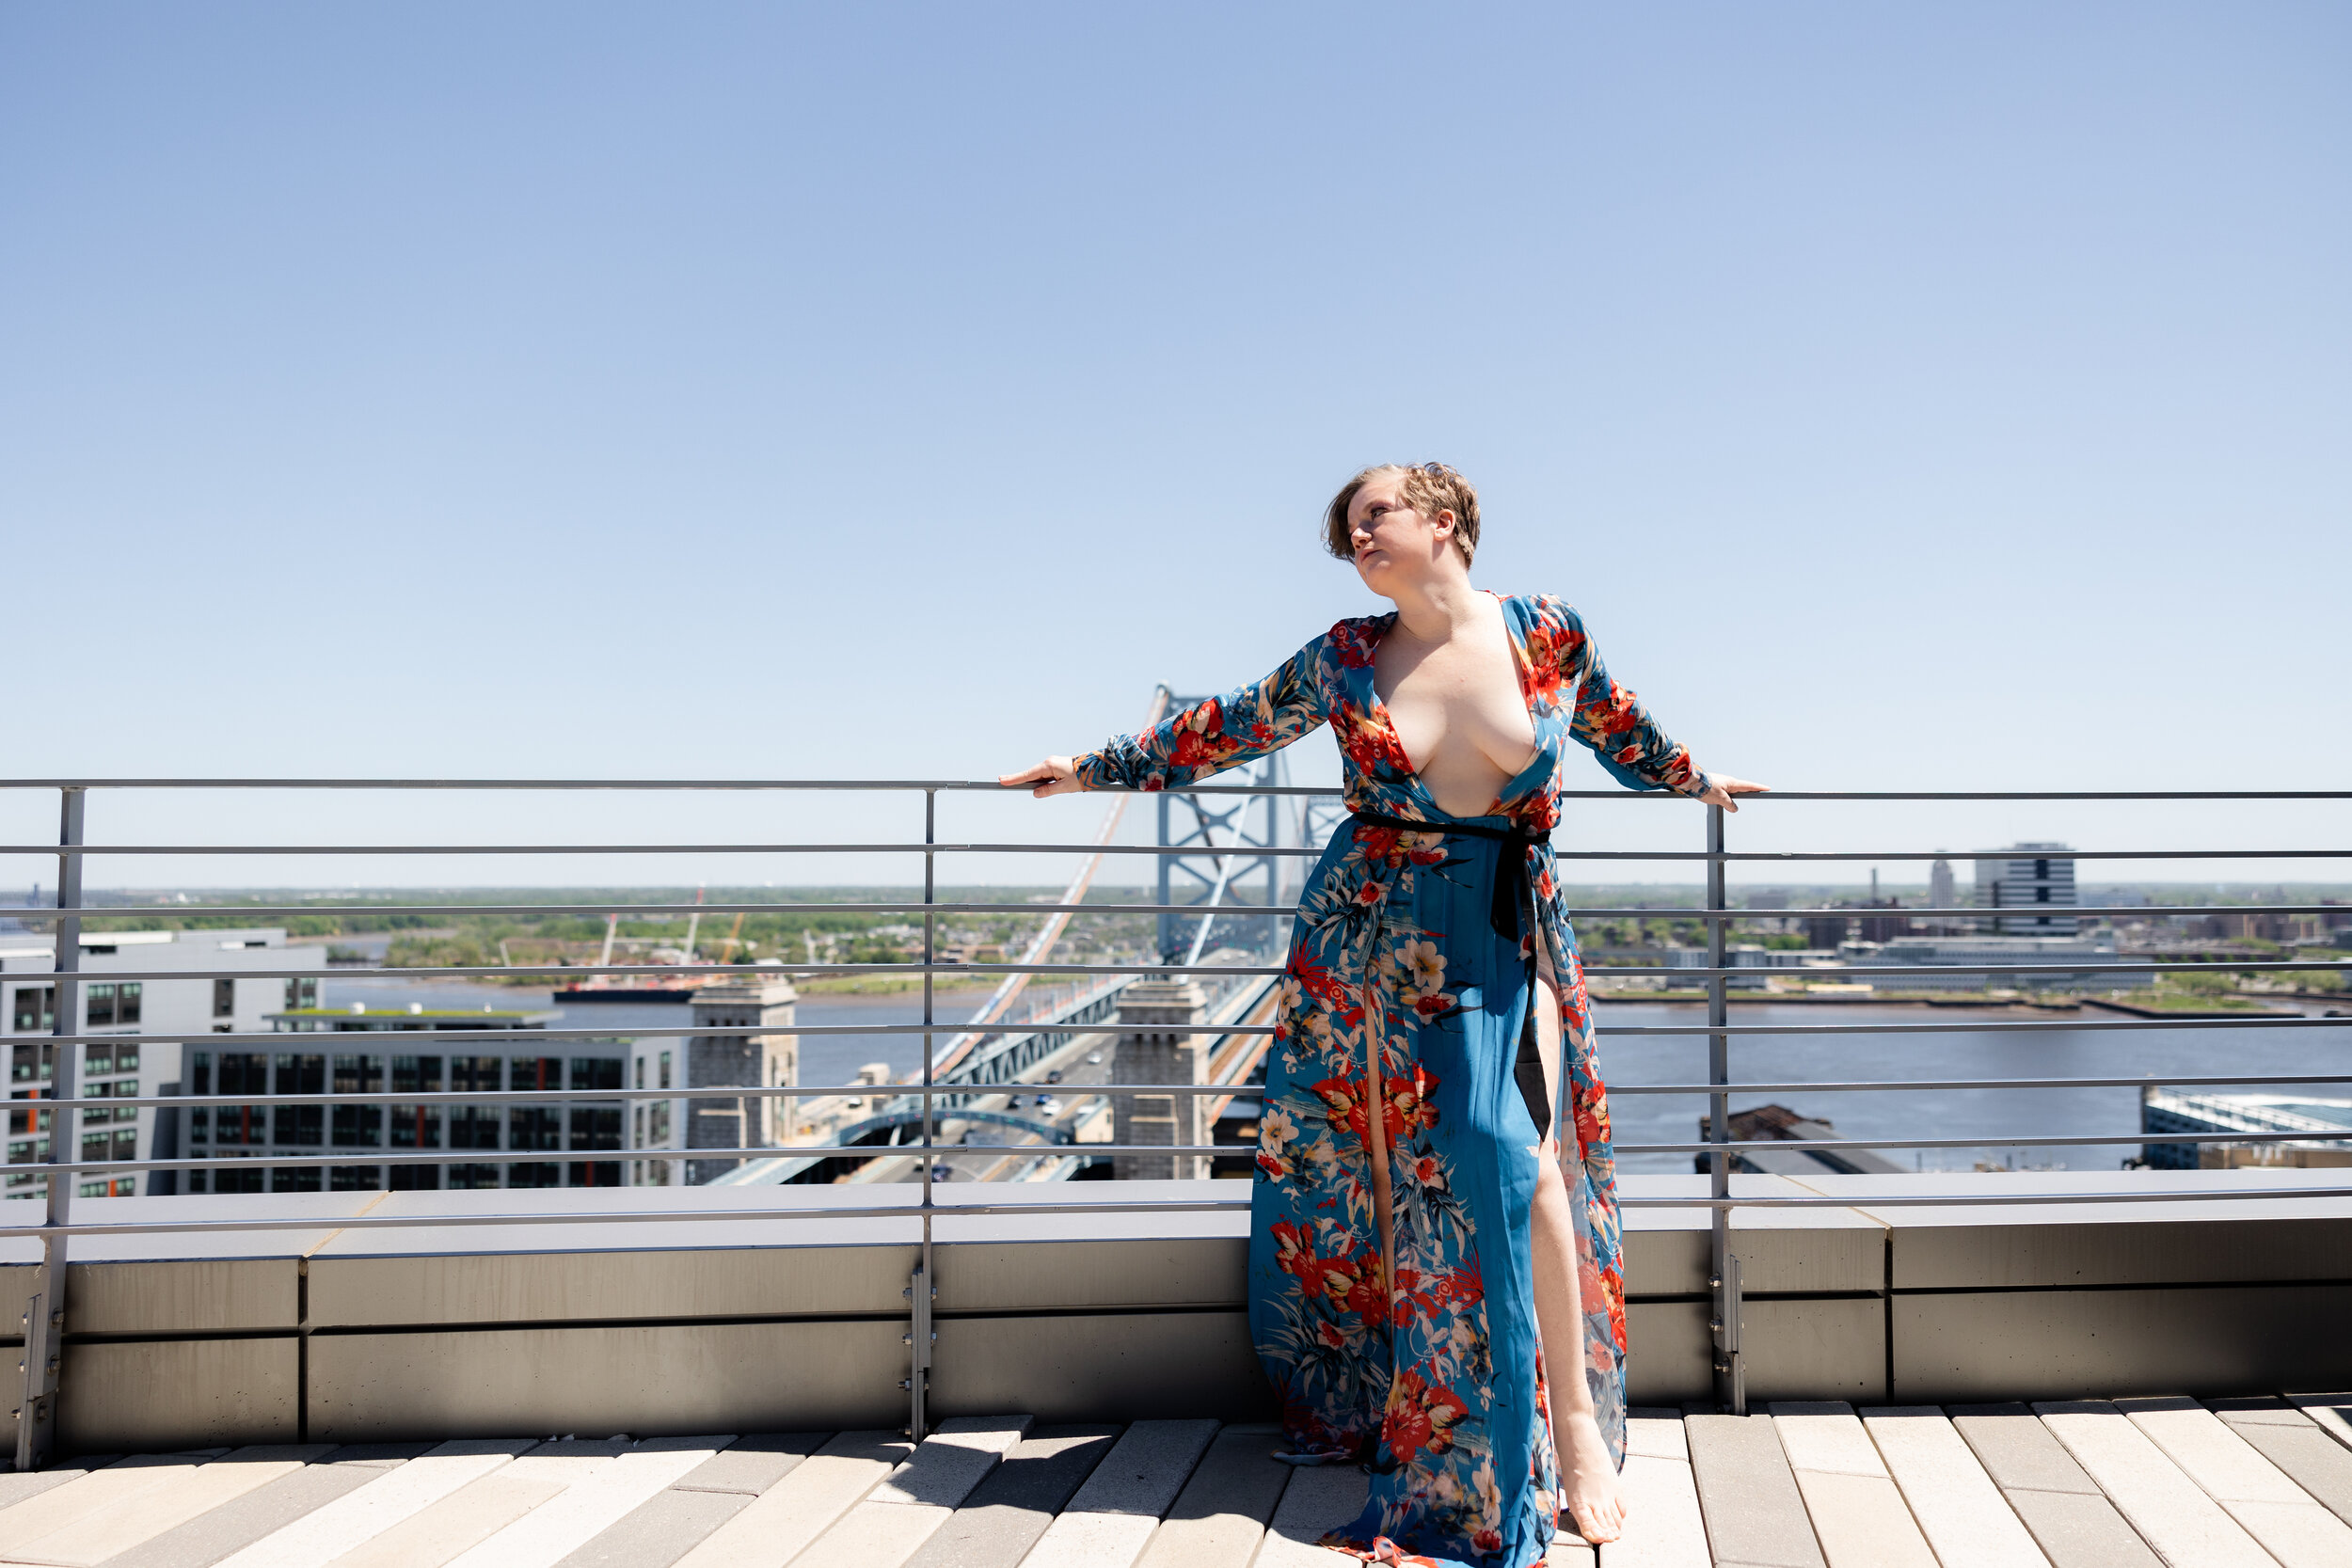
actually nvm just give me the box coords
[449,1107,501,1150]
[450,1057,501,1094]
[271,1166,323,1194]
[633,1105,644,1147]
[274,1054,325,1095]
[110,1130,135,1162]
[659,1051,672,1090]
[114,1044,138,1074]
[569,1058,623,1092]
[567,1160,621,1187]
[448,1163,500,1190]
[10,988,53,1034]
[86,984,116,1028]
[389,1164,439,1191]
[189,1107,209,1145]
[283,977,320,1010]
[84,1045,114,1078]
[328,1166,382,1191]
[389,1104,443,1149]
[391,1055,444,1094]
[273,1105,325,1146]
[332,1056,384,1095]
[331,1105,384,1148]
[634,1057,645,1091]
[214,979,235,1020]
[511,1058,562,1094]
[509,1107,562,1151]
[213,1164,265,1195]
[569,1107,621,1151]
[651,1101,671,1143]
[508,1162,559,1188]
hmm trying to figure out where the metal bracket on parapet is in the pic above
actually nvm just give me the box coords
[16,1291,58,1469]
[901,1264,935,1437]
[1710,1253,1745,1415]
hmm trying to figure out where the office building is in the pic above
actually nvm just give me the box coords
[632,975,798,1185]
[0,927,326,1199]
[1974,844,2079,935]
[189,1003,628,1191]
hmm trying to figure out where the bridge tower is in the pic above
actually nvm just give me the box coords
[1152,691,1344,962]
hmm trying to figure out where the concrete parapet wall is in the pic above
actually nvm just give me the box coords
[3,1172,2347,1453]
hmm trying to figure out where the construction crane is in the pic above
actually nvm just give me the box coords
[715,910,749,965]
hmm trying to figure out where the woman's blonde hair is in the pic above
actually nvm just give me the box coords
[1321,463,1481,565]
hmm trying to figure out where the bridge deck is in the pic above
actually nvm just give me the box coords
[3,1397,2349,1567]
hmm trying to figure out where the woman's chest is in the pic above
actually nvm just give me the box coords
[1372,632,1547,777]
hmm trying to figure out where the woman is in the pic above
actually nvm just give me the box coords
[1002,463,1763,1566]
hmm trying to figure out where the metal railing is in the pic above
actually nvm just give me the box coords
[0,778,2346,1458]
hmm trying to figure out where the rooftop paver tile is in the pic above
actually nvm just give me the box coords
[3,1446,326,1567]
[0,1455,215,1556]
[1135,1423,1289,1568]
[901,1426,1120,1568]
[670,1435,829,1497]
[2209,1400,2352,1528]
[319,1464,568,1568]
[2034,1401,2274,1568]
[103,1451,410,1568]
[1251,1461,1365,1567]
[1685,1416,1824,1568]
[2115,1396,2352,1568]
[789,1418,1031,1568]
[1948,1405,2156,1568]
[1609,1412,1709,1568]
[1012,1418,1220,1568]
[210,1440,534,1568]
[669,1430,909,1568]
[1855,1406,2046,1568]
[1763,1404,1935,1568]
[868,1418,1034,1510]
[0,1461,118,1516]
[2287,1394,2352,1454]
[441,1436,732,1568]
[1057,1419,1219,1517]
[548,1487,753,1568]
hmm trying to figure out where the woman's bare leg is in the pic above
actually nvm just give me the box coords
[1531,949,1628,1544]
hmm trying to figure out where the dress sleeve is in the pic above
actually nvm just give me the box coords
[1541,598,1712,797]
[1073,639,1329,791]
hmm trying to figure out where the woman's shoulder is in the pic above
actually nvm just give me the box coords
[1321,611,1393,670]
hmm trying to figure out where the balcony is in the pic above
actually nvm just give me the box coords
[0,777,2346,1564]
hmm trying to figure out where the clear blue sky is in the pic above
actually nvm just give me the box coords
[2,3,2345,887]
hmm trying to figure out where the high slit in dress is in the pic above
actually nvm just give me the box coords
[1075,594,1711,1568]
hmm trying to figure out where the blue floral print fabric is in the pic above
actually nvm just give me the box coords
[1075,594,1710,1568]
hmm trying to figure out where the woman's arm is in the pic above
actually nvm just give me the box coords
[1001,641,1329,798]
[1539,597,1767,810]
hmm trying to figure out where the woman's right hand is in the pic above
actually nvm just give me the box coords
[999,757,1080,798]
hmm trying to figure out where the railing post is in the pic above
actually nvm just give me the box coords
[1705,801,1744,1413]
[19,786,84,1469]
[907,786,937,1439]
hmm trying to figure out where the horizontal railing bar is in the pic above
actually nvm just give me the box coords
[34,901,1304,921]
[8,1022,1279,1051]
[1622,1130,2349,1155]
[28,902,2349,921]
[0,961,1287,984]
[1596,960,2350,977]
[41,1142,1243,1174]
[2,1024,1280,1053]
[0,779,2346,800]
[0,1196,1257,1241]
[0,1183,2339,1235]
[1598,1017,2350,1037]
[1619,1186,2352,1209]
[1610,1071,2352,1095]
[8,844,2352,862]
[20,1081,1265,1110]
[7,958,2344,987]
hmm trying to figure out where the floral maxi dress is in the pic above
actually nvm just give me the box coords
[1075,594,1712,1568]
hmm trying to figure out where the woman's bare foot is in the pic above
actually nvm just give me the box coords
[1557,1409,1628,1544]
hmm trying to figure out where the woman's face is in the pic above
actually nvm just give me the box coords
[1347,476,1454,597]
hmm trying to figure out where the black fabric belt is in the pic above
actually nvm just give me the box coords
[1346,811,1552,943]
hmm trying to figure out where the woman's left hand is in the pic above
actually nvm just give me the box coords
[1697,776,1769,812]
